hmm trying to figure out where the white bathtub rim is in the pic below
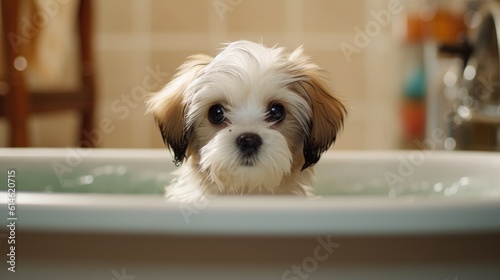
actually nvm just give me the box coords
[2,192,500,236]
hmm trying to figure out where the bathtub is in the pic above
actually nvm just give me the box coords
[1,148,499,280]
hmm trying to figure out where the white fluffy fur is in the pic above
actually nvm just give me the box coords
[147,40,345,202]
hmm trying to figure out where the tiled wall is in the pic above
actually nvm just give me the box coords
[1,0,405,149]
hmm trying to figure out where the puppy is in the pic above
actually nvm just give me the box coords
[147,40,346,202]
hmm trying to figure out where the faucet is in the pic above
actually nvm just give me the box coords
[434,0,500,151]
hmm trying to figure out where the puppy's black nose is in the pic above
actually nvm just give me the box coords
[236,133,262,155]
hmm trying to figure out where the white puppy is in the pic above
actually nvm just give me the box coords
[147,40,346,202]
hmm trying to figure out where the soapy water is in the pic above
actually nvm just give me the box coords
[1,164,498,198]
[3,165,171,195]
[316,175,500,198]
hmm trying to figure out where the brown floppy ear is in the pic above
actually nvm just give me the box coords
[298,71,347,170]
[146,54,213,166]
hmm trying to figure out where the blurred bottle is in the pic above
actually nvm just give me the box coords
[400,0,466,149]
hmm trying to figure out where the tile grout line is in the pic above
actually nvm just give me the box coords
[132,0,153,147]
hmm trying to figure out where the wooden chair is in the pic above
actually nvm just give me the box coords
[0,0,95,147]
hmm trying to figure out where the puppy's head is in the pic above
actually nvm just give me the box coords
[147,40,346,192]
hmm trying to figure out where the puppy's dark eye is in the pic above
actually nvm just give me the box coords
[266,103,286,122]
[208,104,225,124]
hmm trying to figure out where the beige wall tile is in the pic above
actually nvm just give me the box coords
[303,0,367,33]
[95,49,158,148]
[96,120,126,148]
[94,0,134,33]
[364,49,403,101]
[149,121,166,148]
[29,112,79,147]
[226,0,287,33]
[224,34,291,48]
[364,112,402,149]
[149,49,210,89]
[99,116,150,148]
[334,119,365,150]
[95,49,152,102]
[306,49,366,101]
[150,0,212,33]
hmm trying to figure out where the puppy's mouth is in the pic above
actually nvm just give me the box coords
[236,133,262,167]
[240,155,258,167]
